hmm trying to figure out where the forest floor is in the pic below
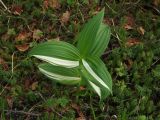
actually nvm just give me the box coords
[0,0,160,120]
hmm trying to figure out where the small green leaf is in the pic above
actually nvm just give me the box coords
[38,63,81,85]
[81,56,112,99]
[29,41,81,68]
[76,9,104,57]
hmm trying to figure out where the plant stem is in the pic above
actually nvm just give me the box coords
[90,94,96,120]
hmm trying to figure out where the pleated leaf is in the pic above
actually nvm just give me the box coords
[90,23,111,57]
[38,63,81,85]
[29,41,81,68]
[81,56,112,99]
[76,9,104,57]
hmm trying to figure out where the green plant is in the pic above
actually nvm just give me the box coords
[29,9,112,100]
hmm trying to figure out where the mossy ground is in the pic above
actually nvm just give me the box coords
[0,0,160,120]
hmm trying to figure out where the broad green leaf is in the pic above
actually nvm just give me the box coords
[38,63,81,85]
[81,56,112,99]
[90,23,111,57]
[29,41,81,68]
[76,9,104,57]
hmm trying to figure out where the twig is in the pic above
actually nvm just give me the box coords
[11,52,16,74]
[79,9,85,23]
[0,84,8,96]
[4,110,41,116]
[105,2,117,14]
[0,0,11,13]
[151,58,160,66]
[124,0,141,5]
[111,19,121,43]
[77,2,84,23]
[0,0,8,10]
[143,5,160,15]
[12,57,29,71]
[25,103,42,120]
[102,50,112,57]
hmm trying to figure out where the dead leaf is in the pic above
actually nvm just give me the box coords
[154,0,160,6]
[24,76,32,90]
[61,11,70,24]
[124,24,133,30]
[137,26,145,35]
[1,33,10,41]
[16,31,30,41]
[105,17,112,26]
[71,103,85,119]
[49,0,60,9]
[79,86,86,91]
[31,81,38,90]
[33,29,43,40]
[0,58,4,64]
[76,117,86,120]
[12,5,23,15]
[124,59,133,70]
[123,16,135,30]
[24,79,30,90]
[126,38,142,47]
[43,0,49,9]
[16,44,29,52]
[6,96,13,108]
[0,58,9,70]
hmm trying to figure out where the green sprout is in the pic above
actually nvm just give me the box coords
[29,9,112,100]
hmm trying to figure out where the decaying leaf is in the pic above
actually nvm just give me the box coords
[33,29,43,40]
[123,16,135,30]
[105,17,112,26]
[1,33,10,41]
[16,31,30,41]
[16,44,29,52]
[124,59,133,70]
[31,81,38,90]
[71,103,85,119]
[24,76,35,90]
[49,0,60,9]
[61,11,70,24]
[154,0,160,6]
[126,38,142,47]
[137,26,145,35]
[11,5,23,15]
[6,96,13,108]
[24,78,31,90]
[124,24,133,30]
[79,86,86,91]
[0,58,9,70]
[76,117,86,120]
[43,0,49,9]
[0,58,5,65]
